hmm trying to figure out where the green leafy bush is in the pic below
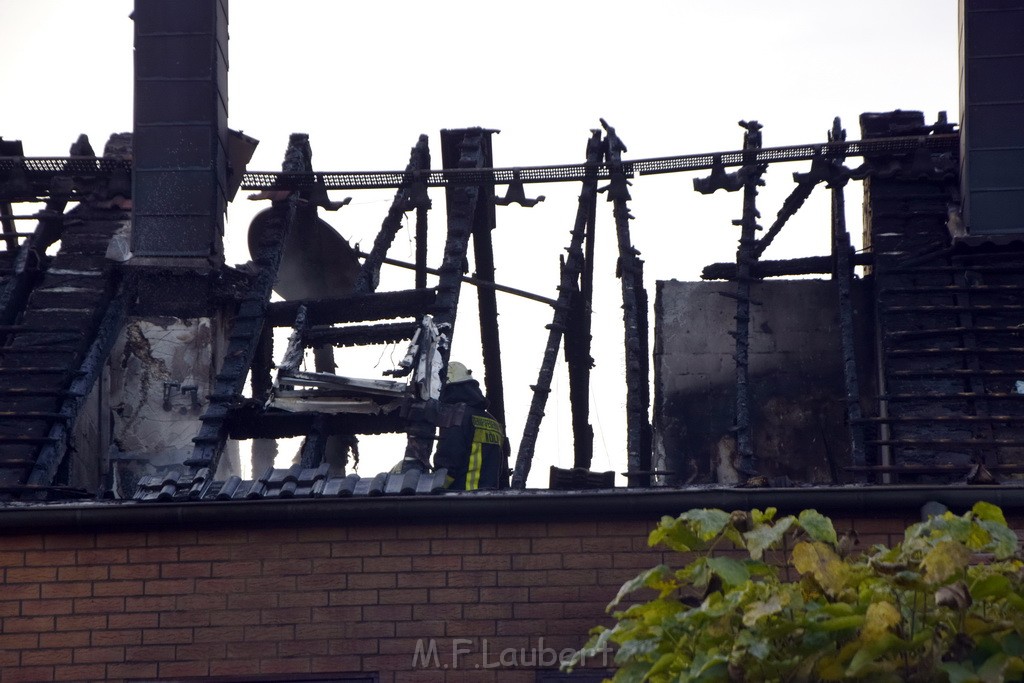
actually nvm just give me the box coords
[568,503,1024,682]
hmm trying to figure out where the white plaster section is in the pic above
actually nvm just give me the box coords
[108,317,219,469]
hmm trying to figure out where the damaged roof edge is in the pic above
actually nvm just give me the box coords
[1,486,1023,532]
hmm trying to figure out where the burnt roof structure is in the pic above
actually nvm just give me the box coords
[0,0,1021,505]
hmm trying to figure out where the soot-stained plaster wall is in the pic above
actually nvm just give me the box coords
[654,278,874,486]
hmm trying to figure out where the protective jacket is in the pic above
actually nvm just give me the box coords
[433,379,505,490]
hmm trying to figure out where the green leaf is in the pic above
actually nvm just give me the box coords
[751,507,777,524]
[792,541,850,597]
[973,501,1007,526]
[609,565,670,610]
[939,661,979,683]
[979,520,1019,560]
[967,521,993,551]
[1003,655,1024,678]
[706,556,749,588]
[613,662,650,683]
[847,632,902,677]
[935,512,975,545]
[681,509,732,541]
[743,516,794,561]
[564,628,613,671]
[812,615,866,632]
[649,516,702,552]
[686,651,729,682]
[820,603,855,617]
[1000,632,1024,658]
[892,569,926,591]
[922,540,971,584]
[615,636,659,662]
[643,652,678,681]
[971,574,1012,601]
[799,509,838,546]
[861,601,901,640]
[743,592,789,627]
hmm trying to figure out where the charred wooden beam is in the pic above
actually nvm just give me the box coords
[880,392,1024,401]
[353,135,431,294]
[250,327,274,404]
[637,259,652,475]
[752,178,817,258]
[829,118,867,479]
[298,416,328,469]
[733,121,767,478]
[702,253,873,280]
[867,438,1024,448]
[951,252,995,467]
[856,415,1024,424]
[312,346,337,377]
[395,128,489,470]
[26,289,126,487]
[278,305,308,375]
[566,136,600,471]
[603,119,652,487]
[0,202,16,252]
[470,132,509,482]
[265,289,436,327]
[304,321,419,348]
[355,249,556,306]
[415,178,430,291]
[0,194,67,331]
[433,128,488,364]
[846,463,1024,474]
[187,134,310,473]
[512,131,602,489]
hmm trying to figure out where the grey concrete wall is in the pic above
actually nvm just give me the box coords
[654,279,872,485]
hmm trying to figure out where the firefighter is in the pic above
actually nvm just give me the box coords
[433,362,505,490]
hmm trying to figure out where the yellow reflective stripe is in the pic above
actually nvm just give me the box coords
[466,443,483,490]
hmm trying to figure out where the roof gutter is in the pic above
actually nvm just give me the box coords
[1,486,1023,533]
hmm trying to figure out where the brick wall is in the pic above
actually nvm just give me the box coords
[0,510,973,682]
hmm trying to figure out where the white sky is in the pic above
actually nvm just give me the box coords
[1,1,959,486]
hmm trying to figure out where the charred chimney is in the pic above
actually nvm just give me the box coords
[131,0,229,260]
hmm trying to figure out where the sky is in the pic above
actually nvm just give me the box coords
[1,1,960,486]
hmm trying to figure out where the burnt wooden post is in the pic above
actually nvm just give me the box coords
[753,173,819,259]
[299,416,328,469]
[828,119,867,480]
[249,326,277,474]
[251,327,274,404]
[566,137,600,470]
[602,120,652,487]
[353,135,431,294]
[512,131,602,488]
[398,129,486,470]
[187,135,310,473]
[433,129,488,364]
[0,203,16,252]
[468,133,508,454]
[732,121,767,478]
[415,176,430,291]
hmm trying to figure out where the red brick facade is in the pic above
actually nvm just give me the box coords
[0,503,936,683]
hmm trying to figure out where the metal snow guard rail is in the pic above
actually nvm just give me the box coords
[240,133,958,190]
[0,133,957,192]
[0,158,131,173]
